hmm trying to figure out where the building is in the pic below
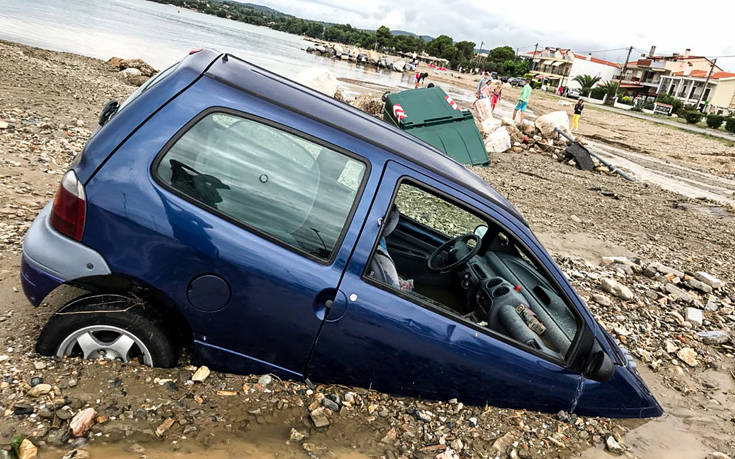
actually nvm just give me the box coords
[617,47,735,113]
[523,47,619,91]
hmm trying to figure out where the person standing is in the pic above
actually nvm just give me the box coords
[490,81,502,113]
[571,99,584,130]
[473,71,489,106]
[512,80,532,124]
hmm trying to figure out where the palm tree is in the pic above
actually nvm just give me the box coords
[600,80,621,105]
[572,74,602,97]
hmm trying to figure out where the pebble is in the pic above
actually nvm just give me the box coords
[309,407,330,428]
[695,272,725,289]
[605,435,624,455]
[592,294,611,306]
[17,439,37,459]
[27,383,52,397]
[686,307,703,326]
[677,347,699,367]
[191,366,210,382]
[257,374,272,387]
[600,277,634,301]
[698,330,730,345]
[70,407,97,437]
[33,361,46,370]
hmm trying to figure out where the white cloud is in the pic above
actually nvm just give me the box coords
[249,0,735,66]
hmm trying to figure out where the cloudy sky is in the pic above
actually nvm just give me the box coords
[253,0,735,65]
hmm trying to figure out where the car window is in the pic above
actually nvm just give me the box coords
[156,112,367,261]
[366,181,579,361]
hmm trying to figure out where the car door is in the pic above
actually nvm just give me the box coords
[148,109,374,378]
[307,160,584,412]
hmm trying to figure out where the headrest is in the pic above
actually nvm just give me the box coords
[383,205,400,237]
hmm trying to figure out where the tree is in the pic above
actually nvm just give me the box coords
[600,80,621,105]
[455,41,476,62]
[426,35,457,62]
[488,46,516,62]
[376,26,393,50]
[572,74,602,96]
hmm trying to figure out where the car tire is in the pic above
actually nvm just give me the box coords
[36,293,179,367]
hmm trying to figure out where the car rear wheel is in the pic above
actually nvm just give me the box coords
[36,293,178,367]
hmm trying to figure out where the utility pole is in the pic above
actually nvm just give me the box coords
[617,46,633,86]
[696,57,717,111]
[531,43,538,70]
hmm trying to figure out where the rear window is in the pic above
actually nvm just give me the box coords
[155,112,367,261]
[117,62,180,112]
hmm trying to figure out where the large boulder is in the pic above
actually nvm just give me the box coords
[118,67,147,86]
[119,58,156,76]
[535,110,570,138]
[480,117,501,136]
[392,60,406,72]
[351,95,383,117]
[475,98,493,121]
[484,127,511,154]
[294,68,340,97]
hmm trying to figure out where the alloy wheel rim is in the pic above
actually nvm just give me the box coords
[56,325,153,366]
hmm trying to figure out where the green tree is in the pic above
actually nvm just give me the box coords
[376,26,393,50]
[572,74,602,96]
[488,46,516,62]
[455,41,476,62]
[426,35,457,61]
[600,80,621,105]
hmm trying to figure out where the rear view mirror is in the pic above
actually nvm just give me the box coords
[474,225,488,238]
[585,350,615,382]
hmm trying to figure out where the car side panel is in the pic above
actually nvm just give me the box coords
[81,76,388,376]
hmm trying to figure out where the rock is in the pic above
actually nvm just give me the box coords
[156,417,175,437]
[33,361,46,370]
[592,294,611,306]
[351,96,382,117]
[475,98,493,121]
[686,307,703,326]
[70,407,97,437]
[0,121,9,129]
[480,117,502,136]
[694,272,725,289]
[534,111,570,138]
[650,262,685,278]
[13,403,34,416]
[119,58,156,76]
[322,397,339,412]
[665,283,694,304]
[62,450,90,459]
[484,127,511,153]
[698,330,730,345]
[309,407,330,428]
[294,68,340,98]
[600,277,634,301]
[191,365,210,382]
[705,297,719,312]
[106,56,123,69]
[290,428,306,442]
[29,377,43,387]
[27,383,52,397]
[57,406,74,420]
[521,120,536,136]
[492,432,514,451]
[257,374,272,387]
[37,406,54,419]
[605,435,624,455]
[665,339,678,353]
[17,439,37,459]
[706,453,732,459]
[570,214,582,223]
[391,60,406,72]
[677,347,698,367]
[118,67,146,86]
[75,119,84,127]
[685,276,713,294]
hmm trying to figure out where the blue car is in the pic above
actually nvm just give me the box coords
[21,49,662,418]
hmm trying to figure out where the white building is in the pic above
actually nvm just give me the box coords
[524,48,620,90]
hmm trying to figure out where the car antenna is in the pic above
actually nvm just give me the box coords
[222,54,229,63]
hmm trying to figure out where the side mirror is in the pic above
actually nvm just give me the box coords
[474,225,488,238]
[584,350,615,382]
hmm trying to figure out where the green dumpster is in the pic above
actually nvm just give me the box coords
[383,87,489,166]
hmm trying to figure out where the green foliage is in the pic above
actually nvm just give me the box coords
[706,114,724,129]
[684,110,702,124]
[426,35,457,63]
[643,100,655,110]
[530,80,541,89]
[488,46,516,62]
[454,41,476,62]
[618,96,633,105]
[590,86,606,100]
[656,93,684,115]
[600,80,620,104]
[725,117,735,133]
[376,26,393,49]
[572,74,601,97]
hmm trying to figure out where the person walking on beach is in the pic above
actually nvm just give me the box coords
[490,81,502,113]
[571,98,584,130]
[512,80,532,124]
[473,71,490,106]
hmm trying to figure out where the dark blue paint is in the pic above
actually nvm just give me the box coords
[20,256,63,306]
[21,50,662,418]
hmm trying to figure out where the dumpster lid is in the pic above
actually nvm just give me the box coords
[385,87,465,128]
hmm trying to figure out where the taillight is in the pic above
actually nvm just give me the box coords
[50,170,86,241]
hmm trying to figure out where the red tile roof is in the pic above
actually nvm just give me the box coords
[712,72,735,79]
[573,54,620,68]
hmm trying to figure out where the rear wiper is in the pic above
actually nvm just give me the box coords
[98,99,119,127]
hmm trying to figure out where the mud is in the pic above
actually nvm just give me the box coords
[1,40,734,458]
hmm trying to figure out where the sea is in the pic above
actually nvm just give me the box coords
[0,0,472,100]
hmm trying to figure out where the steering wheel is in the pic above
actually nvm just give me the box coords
[427,234,482,272]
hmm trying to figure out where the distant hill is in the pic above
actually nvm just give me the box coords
[393,30,433,42]
[237,2,287,15]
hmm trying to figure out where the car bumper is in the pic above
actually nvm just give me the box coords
[20,202,111,306]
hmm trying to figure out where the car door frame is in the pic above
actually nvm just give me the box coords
[307,160,602,410]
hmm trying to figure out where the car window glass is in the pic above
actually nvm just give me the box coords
[156,112,366,260]
[366,182,579,361]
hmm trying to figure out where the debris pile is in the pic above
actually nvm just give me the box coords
[106,57,157,86]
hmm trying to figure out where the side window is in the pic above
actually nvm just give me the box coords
[366,181,579,361]
[156,112,367,260]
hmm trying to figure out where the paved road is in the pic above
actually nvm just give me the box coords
[584,103,735,142]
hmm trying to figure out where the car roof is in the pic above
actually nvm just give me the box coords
[204,52,525,224]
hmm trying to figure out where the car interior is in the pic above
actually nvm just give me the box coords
[366,183,579,360]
